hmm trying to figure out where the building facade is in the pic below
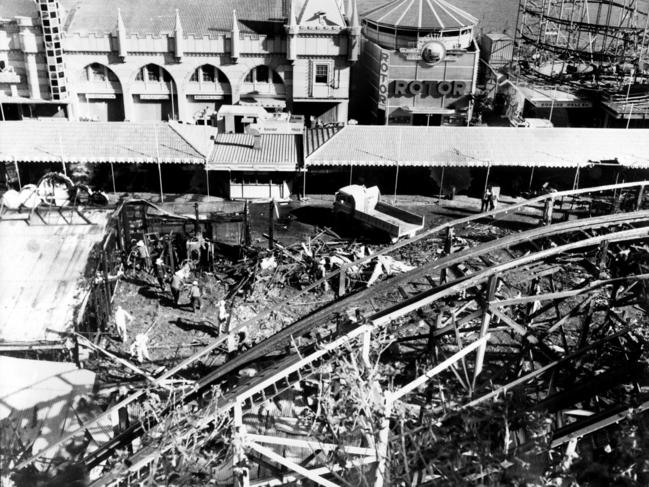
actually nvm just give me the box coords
[0,0,361,125]
[353,0,479,126]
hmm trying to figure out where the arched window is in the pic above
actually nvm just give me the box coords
[136,64,173,82]
[190,65,229,83]
[83,63,118,82]
[244,66,283,84]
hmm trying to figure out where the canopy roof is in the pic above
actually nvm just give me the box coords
[363,0,477,31]
[207,133,302,171]
[0,121,207,163]
[306,125,649,168]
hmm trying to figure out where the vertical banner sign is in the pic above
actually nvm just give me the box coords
[378,49,390,110]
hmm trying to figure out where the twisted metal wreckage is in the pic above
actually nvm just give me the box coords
[11,181,649,486]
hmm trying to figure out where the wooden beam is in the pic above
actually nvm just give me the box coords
[247,442,340,487]
[246,434,376,458]
[391,335,490,402]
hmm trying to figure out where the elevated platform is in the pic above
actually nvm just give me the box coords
[0,209,111,343]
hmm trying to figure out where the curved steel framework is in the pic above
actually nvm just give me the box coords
[517,0,649,75]
[10,181,649,486]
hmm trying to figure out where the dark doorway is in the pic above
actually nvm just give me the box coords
[412,113,441,126]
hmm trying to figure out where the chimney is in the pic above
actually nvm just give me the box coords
[253,133,262,150]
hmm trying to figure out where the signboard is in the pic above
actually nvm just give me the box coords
[85,93,116,100]
[193,94,225,100]
[532,100,592,109]
[393,80,467,97]
[247,122,304,135]
[378,50,390,110]
[139,94,169,100]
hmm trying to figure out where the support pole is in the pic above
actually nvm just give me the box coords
[528,166,535,192]
[110,163,117,194]
[349,163,353,185]
[393,160,399,204]
[302,169,306,200]
[636,184,645,211]
[194,202,200,234]
[58,132,67,176]
[483,163,491,194]
[205,167,210,197]
[154,124,164,203]
[244,200,251,246]
[438,167,445,201]
[268,199,274,250]
[14,158,21,190]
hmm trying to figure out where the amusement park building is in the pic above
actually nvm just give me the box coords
[0,0,361,124]
[352,0,480,126]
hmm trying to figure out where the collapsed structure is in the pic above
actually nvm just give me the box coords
[3,180,649,486]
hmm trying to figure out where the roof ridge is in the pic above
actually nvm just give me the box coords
[167,121,209,160]
[304,125,347,164]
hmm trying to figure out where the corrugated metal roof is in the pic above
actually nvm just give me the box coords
[306,125,649,168]
[0,121,206,163]
[304,126,343,156]
[207,133,302,171]
[363,0,477,30]
[62,0,286,36]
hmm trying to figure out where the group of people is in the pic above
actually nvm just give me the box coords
[481,185,500,213]
[129,239,204,313]
[113,305,150,363]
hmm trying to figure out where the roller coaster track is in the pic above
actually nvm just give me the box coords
[89,206,649,484]
[14,181,649,479]
[92,219,649,485]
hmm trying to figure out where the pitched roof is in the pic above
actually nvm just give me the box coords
[304,126,343,156]
[363,0,477,30]
[306,125,649,168]
[207,133,302,171]
[0,121,206,163]
[62,0,286,36]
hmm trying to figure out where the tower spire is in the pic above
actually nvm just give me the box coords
[174,9,184,60]
[348,0,361,62]
[116,8,127,61]
[286,0,299,62]
[231,9,240,61]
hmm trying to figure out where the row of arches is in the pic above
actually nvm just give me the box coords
[77,62,286,122]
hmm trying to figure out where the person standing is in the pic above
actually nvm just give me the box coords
[190,280,202,312]
[170,271,184,307]
[129,333,151,363]
[481,186,492,212]
[114,305,133,342]
[154,258,166,291]
[135,241,150,271]
[489,185,498,211]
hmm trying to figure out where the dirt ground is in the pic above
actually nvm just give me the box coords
[105,194,523,370]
